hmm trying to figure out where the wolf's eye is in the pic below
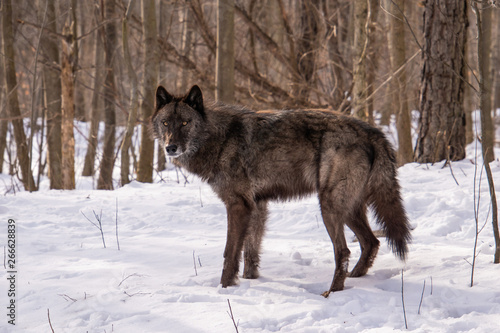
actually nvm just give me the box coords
[163,121,168,127]
[182,121,188,126]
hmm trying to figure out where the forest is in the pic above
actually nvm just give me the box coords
[0,0,499,191]
[2,1,500,331]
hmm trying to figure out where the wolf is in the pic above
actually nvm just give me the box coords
[151,85,411,297]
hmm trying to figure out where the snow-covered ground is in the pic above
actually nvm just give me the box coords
[1,117,500,332]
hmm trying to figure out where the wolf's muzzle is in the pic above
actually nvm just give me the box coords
[165,144,180,157]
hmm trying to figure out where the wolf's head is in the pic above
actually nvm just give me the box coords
[151,85,207,158]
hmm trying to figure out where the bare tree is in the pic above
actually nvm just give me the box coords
[97,0,118,190]
[82,4,105,177]
[386,0,413,165]
[216,0,235,103]
[39,0,63,189]
[2,0,37,191]
[0,28,8,174]
[136,0,159,183]
[120,0,139,186]
[352,0,369,121]
[473,1,494,163]
[472,0,499,263]
[60,0,78,189]
[415,0,468,163]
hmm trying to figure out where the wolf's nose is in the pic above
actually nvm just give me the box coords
[165,145,178,155]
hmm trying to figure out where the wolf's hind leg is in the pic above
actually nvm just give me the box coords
[319,193,351,297]
[346,204,380,278]
[243,200,268,279]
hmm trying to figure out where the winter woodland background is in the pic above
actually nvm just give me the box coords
[1,0,500,332]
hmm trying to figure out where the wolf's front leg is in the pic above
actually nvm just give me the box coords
[220,199,252,287]
[243,200,268,279]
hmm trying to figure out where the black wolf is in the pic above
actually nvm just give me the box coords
[151,85,411,297]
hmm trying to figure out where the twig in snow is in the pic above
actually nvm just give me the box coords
[118,273,143,287]
[401,270,408,329]
[227,299,240,333]
[193,250,198,276]
[3,246,6,269]
[447,162,459,186]
[81,209,106,248]
[48,308,55,333]
[430,276,433,295]
[418,279,426,315]
[58,294,77,302]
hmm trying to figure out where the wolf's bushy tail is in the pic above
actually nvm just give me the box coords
[368,138,411,260]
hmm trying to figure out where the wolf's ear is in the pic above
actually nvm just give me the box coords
[156,86,172,110]
[184,85,205,118]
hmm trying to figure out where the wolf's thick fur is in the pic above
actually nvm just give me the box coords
[152,85,411,297]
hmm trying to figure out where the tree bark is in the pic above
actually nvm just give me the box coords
[120,0,139,186]
[0,30,7,174]
[136,0,159,183]
[352,0,369,121]
[415,0,467,163]
[216,0,235,103]
[472,0,498,263]
[386,0,413,165]
[493,9,500,117]
[39,0,63,189]
[291,0,320,106]
[2,0,37,191]
[97,0,117,190]
[60,2,77,190]
[82,6,105,177]
[475,2,494,163]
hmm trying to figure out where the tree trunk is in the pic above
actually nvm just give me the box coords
[472,0,499,264]
[292,0,320,106]
[177,5,193,92]
[352,0,368,121]
[2,0,37,191]
[120,0,139,186]
[39,0,63,189]
[97,0,117,190]
[475,2,494,163]
[0,31,7,174]
[493,10,500,117]
[136,0,159,183]
[216,0,235,103]
[156,0,170,172]
[415,0,467,163]
[386,0,413,165]
[60,5,77,189]
[82,7,105,177]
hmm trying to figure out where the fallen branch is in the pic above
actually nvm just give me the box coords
[48,308,55,333]
[227,299,240,333]
[81,209,106,248]
[401,270,408,329]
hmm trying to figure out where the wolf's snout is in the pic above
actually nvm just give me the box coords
[165,144,178,156]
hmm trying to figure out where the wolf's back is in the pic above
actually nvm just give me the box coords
[368,136,411,260]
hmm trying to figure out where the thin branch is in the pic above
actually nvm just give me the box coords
[227,299,240,333]
[401,270,408,329]
[418,279,426,315]
[193,250,198,276]
[47,309,55,333]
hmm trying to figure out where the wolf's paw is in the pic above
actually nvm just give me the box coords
[242,267,260,279]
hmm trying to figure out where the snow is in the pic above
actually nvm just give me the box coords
[1,117,500,332]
